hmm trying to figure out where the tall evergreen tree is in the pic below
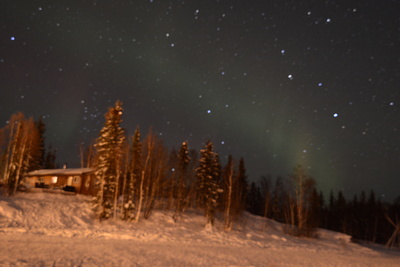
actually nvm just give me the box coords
[43,144,57,169]
[93,100,126,220]
[30,117,46,170]
[185,149,199,209]
[247,182,263,216]
[237,158,248,213]
[196,141,222,226]
[173,141,190,221]
[271,176,285,222]
[122,127,141,220]
[308,188,323,231]
[336,190,347,233]
[366,190,379,242]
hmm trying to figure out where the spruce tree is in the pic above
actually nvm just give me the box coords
[122,127,141,220]
[237,158,248,213]
[271,176,285,222]
[44,145,57,169]
[31,117,46,170]
[196,141,222,226]
[173,141,190,221]
[93,100,125,220]
[247,182,263,216]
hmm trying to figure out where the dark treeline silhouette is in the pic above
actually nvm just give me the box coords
[246,175,400,246]
[246,167,321,238]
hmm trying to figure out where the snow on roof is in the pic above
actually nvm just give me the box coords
[27,168,96,176]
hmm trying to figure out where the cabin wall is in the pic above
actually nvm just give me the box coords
[25,174,94,195]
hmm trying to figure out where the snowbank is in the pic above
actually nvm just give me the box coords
[0,193,399,266]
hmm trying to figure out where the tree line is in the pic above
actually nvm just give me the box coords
[247,175,400,246]
[89,101,248,229]
[1,101,399,245]
[88,101,337,236]
[89,101,400,244]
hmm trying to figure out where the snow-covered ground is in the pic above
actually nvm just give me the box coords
[0,193,399,266]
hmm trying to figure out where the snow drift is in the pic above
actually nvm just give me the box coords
[0,192,399,266]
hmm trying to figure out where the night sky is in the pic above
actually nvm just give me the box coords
[1,1,400,201]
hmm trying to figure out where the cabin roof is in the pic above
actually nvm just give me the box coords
[27,168,96,177]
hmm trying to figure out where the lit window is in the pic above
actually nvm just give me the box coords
[51,176,58,184]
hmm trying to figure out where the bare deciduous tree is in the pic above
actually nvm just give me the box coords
[0,113,40,196]
[285,165,317,237]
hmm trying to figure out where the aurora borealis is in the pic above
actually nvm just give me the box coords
[1,1,400,200]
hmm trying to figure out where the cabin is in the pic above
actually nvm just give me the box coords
[25,168,96,195]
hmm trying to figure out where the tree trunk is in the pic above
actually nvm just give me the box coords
[4,121,21,193]
[113,169,120,220]
[12,123,30,195]
[2,119,16,186]
[224,163,233,230]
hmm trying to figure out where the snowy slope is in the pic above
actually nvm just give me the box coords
[0,193,399,266]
